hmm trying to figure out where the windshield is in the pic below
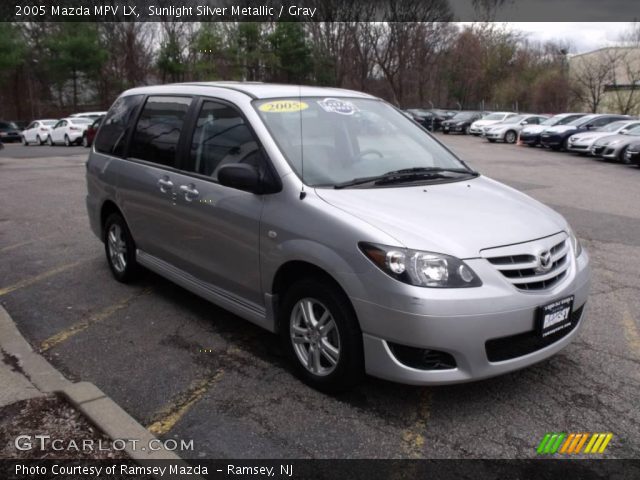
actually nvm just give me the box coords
[597,121,628,132]
[626,126,640,136]
[483,113,507,121]
[451,112,474,120]
[254,97,471,187]
[500,115,525,124]
[568,115,598,127]
[70,118,92,124]
[546,115,578,126]
[42,120,57,126]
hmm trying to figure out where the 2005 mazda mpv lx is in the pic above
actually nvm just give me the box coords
[86,83,590,391]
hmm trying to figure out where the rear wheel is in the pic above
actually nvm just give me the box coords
[464,125,471,135]
[280,278,364,392]
[505,130,517,144]
[64,135,70,146]
[36,135,43,145]
[487,138,496,143]
[46,136,53,146]
[82,134,89,147]
[103,213,140,283]
[22,136,28,146]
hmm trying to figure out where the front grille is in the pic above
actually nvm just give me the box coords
[485,306,584,362]
[485,237,570,291]
[591,146,605,155]
[388,343,457,370]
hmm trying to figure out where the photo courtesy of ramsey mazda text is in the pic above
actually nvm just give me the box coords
[86,83,590,392]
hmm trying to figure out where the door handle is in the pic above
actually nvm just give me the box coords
[179,184,199,201]
[157,177,174,193]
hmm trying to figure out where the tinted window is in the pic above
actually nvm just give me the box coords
[95,95,143,157]
[187,101,262,179]
[129,96,191,167]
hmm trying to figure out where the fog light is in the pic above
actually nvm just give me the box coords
[458,264,474,283]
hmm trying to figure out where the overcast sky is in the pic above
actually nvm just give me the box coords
[506,23,632,53]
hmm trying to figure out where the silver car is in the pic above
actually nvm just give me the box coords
[590,125,640,162]
[483,114,549,144]
[568,120,640,154]
[86,83,591,391]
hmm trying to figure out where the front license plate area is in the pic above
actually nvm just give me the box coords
[537,296,574,338]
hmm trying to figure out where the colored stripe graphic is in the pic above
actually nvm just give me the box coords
[538,433,613,455]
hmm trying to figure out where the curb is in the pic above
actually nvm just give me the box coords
[0,304,191,470]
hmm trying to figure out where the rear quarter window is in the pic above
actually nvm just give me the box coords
[95,95,144,157]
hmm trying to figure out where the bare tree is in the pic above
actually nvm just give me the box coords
[570,51,615,113]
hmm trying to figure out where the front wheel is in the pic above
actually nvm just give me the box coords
[22,136,28,146]
[505,130,517,144]
[619,146,630,164]
[280,278,364,392]
[36,135,43,145]
[103,213,140,283]
[464,126,471,135]
[82,134,89,147]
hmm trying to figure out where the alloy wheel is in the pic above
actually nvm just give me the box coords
[290,298,341,376]
[107,224,127,273]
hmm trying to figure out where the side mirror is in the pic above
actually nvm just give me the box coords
[585,124,593,130]
[218,163,262,193]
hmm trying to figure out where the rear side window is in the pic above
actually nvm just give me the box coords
[187,100,262,179]
[95,95,143,157]
[129,96,192,167]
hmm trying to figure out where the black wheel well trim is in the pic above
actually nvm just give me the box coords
[270,260,358,333]
[99,200,124,240]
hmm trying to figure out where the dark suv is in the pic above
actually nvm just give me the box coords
[0,121,21,143]
[540,114,630,151]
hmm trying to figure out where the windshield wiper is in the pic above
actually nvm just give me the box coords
[333,167,478,189]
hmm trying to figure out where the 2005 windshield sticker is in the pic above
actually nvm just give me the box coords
[259,100,309,113]
[318,98,359,115]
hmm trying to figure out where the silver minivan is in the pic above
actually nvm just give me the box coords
[86,83,591,391]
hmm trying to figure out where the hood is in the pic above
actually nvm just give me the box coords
[315,176,567,258]
[570,131,612,142]
[595,133,640,146]
[542,125,576,134]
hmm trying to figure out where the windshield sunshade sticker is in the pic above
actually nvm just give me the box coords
[258,100,309,113]
[317,98,358,115]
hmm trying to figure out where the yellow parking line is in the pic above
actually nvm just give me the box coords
[621,309,640,358]
[0,260,86,297]
[401,389,432,458]
[147,371,224,435]
[39,288,152,352]
[0,240,33,253]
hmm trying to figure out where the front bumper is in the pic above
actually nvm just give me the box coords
[352,249,591,385]
[469,126,484,135]
[442,124,465,133]
[567,142,592,153]
[520,133,540,145]
[485,131,504,140]
[626,149,640,165]
[540,134,564,148]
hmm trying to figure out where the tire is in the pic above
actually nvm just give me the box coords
[82,134,89,147]
[64,135,70,146]
[619,146,630,164]
[561,137,569,151]
[46,136,53,146]
[103,213,140,283]
[36,135,43,145]
[22,136,28,146]
[442,130,449,135]
[464,125,471,135]
[280,278,364,392]
[505,130,517,144]
[487,139,496,143]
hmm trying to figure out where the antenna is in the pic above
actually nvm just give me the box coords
[298,83,306,200]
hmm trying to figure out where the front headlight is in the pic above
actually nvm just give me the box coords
[359,243,482,288]
[568,228,583,257]
[608,139,621,146]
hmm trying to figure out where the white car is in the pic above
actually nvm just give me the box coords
[469,112,517,135]
[483,114,550,144]
[70,111,107,120]
[21,119,58,145]
[567,120,640,154]
[46,118,93,146]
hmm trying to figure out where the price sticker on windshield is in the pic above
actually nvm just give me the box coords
[259,100,309,113]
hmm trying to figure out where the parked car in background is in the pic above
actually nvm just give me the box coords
[82,116,104,147]
[469,112,517,136]
[519,113,586,147]
[567,120,640,154]
[540,114,630,151]
[483,114,549,144]
[441,111,483,134]
[0,120,22,143]
[46,117,93,146]
[70,111,107,120]
[21,119,58,145]
[624,140,640,166]
[590,125,640,162]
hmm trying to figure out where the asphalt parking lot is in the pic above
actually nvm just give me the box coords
[1,136,639,459]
